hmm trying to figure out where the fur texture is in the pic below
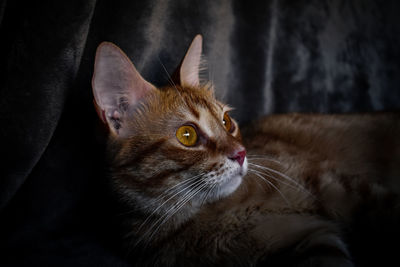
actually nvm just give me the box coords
[92,36,400,266]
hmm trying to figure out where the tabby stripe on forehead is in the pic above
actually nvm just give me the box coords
[203,100,217,117]
[203,100,224,128]
[187,102,200,119]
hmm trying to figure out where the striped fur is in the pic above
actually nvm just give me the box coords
[93,37,400,266]
[108,88,400,266]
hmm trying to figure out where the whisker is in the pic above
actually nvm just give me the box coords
[200,183,216,206]
[248,168,314,199]
[249,170,291,206]
[248,162,312,197]
[135,173,205,233]
[247,155,283,165]
[249,168,305,193]
[156,55,186,103]
[119,173,204,217]
[145,181,208,246]
[135,178,205,248]
[150,173,204,205]
[156,55,176,86]
[252,175,264,191]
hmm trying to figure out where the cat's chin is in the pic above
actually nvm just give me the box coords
[217,174,243,199]
[212,158,247,199]
[215,157,248,200]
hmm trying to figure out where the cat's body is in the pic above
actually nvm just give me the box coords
[121,113,399,267]
[92,36,400,266]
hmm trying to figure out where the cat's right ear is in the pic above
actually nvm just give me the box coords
[178,35,203,88]
[92,42,155,136]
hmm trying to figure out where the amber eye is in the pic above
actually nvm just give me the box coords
[176,125,198,146]
[222,112,233,132]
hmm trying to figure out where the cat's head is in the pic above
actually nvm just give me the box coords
[92,35,247,215]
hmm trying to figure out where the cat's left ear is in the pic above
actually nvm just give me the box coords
[179,35,203,87]
[92,42,156,136]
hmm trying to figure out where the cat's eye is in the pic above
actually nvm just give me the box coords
[223,112,233,132]
[176,125,198,147]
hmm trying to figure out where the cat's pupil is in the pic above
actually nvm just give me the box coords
[223,119,226,125]
[183,131,190,138]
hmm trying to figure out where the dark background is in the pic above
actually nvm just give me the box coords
[1,0,399,266]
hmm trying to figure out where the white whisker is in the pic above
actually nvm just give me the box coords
[131,178,202,248]
[247,155,283,165]
[249,168,302,192]
[136,173,205,233]
[200,183,217,206]
[249,170,291,206]
[135,178,206,248]
[248,162,313,199]
[249,168,313,199]
[151,173,204,205]
[156,55,186,104]
[145,181,208,246]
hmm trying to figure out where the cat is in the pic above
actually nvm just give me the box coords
[91,35,400,266]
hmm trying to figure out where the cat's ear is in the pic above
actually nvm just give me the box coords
[179,35,203,87]
[92,42,155,136]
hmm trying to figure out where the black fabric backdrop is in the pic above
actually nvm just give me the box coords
[1,0,400,266]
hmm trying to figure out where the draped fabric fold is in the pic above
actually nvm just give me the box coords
[1,0,399,265]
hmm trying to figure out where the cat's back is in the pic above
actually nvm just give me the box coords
[242,112,400,156]
[242,112,400,193]
[150,112,400,266]
[239,112,400,265]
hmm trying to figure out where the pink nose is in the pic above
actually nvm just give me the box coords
[229,149,246,166]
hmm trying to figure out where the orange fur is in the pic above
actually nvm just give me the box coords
[92,36,400,266]
[108,85,400,266]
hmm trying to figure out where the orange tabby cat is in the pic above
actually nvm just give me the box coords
[92,35,400,266]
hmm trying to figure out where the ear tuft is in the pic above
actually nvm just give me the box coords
[92,42,155,135]
[180,35,203,87]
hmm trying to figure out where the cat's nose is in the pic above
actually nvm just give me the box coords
[229,149,246,166]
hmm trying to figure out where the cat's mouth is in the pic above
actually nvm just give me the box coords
[215,157,248,198]
[192,158,248,205]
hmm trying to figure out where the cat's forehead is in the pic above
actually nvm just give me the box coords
[160,85,223,113]
[156,85,229,135]
[183,104,221,137]
[177,88,231,137]
[176,87,226,115]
